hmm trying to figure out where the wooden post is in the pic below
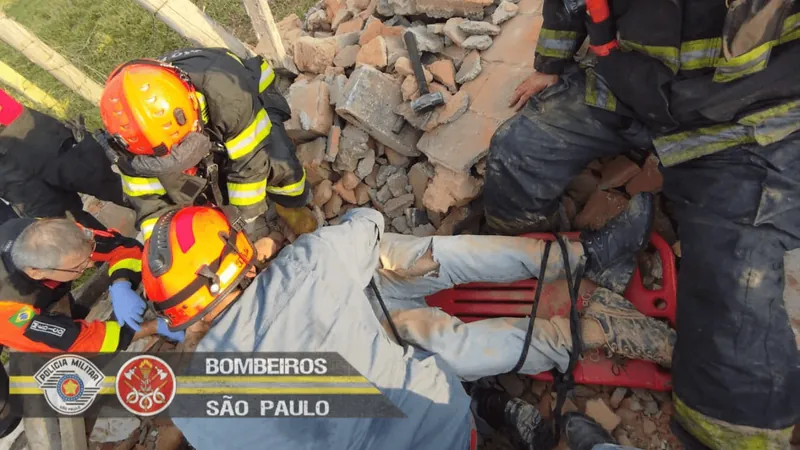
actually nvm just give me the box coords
[133,0,254,59]
[58,418,89,450]
[0,61,67,117]
[242,0,291,70]
[0,14,103,104]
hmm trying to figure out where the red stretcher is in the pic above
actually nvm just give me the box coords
[425,232,677,391]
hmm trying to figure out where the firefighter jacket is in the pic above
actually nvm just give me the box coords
[117,48,308,240]
[0,219,142,353]
[534,0,800,167]
[0,105,125,227]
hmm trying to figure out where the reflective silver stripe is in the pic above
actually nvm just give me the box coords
[140,218,158,240]
[121,175,166,197]
[227,179,268,206]
[536,29,579,58]
[225,109,272,160]
[259,61,275,92]
[712,42,771,83]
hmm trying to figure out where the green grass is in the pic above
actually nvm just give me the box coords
[0,0,316,128]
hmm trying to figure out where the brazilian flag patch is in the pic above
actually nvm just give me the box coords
[9,306,34,328]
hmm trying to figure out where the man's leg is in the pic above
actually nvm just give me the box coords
[484,65,646,234]
[662,136,800,449]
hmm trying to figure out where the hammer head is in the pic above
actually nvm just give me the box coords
[411,92,445,114]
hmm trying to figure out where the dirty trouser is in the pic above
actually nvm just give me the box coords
[370,233,586,381]
[483,65,800,447]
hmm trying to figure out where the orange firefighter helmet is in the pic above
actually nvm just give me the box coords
[100,60,201,157]
[142,206,256,331]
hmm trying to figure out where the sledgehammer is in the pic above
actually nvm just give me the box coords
[404,31,445,114]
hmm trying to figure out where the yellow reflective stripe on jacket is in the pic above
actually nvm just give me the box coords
[99,322,121,353]
[679,37,722,70]
[535,29,580,58]
[259,60,275,92]
[225,109,272,160]
[584,69,617,112]
[653,100,800,167]
[712,40,771,83]
[779,12,800,43]
[140,217,158,241]
[121,175,166,197]
[619,40,679,73]
[108,258,142,277]
[227,179,268,206]
[196,91,209,124]
[227,51,245,65]
[265,169,307,197]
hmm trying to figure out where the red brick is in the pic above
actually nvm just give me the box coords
[428,59,457,92]
[336,17,365,35]
[286,78,333,140]
[599,155,641,190]
[574,190,629,230]
[585,398,621,432]
[312,179,334,206]
[566,169,600,204]
[294,37,337,74]
[423,165,483,213]
[333,180,358,204]
[481,14,543,67]
[356,36,387,69]
[325,0,344,22]
[626,155,663,195]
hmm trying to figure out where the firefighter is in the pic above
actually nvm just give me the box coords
[98,48,316,242]
[483,0,800,447]
[0,89,125,229]
[136,202,673,449]
[0,217,182,353]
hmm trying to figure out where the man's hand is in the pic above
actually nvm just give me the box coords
[509,73,560,111]
[254,232,284,262]
[109,280,146,331]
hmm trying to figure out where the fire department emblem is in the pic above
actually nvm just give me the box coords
[116,355,176,416]
[35,355,105,415]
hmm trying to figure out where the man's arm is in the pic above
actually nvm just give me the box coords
[314,208,384,287]
[0,302,156,353]
[535,0,587,74]
[116,170,174,241]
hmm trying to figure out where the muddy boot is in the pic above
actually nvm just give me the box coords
[562,412,615,450]
[583,287,676,367]
[274,204,319,236]
[474,388,556,450]
[581,192,654,294]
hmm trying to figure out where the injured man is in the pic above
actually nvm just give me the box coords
[150,193,674,450]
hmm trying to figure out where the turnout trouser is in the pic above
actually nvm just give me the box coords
[483,66,800,448]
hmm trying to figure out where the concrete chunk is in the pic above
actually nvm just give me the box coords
[463,35,493,50]
[336,66,422,157]
[408,27,445,54]
[456,50,482,84]
[459,20,501,36]
[416,0,492,19]
[286,78,334,141]
[417,110,500,172]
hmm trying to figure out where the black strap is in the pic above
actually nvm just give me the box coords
[551,234,586,437]
[511,239,553,373]
[369,278,406,349]
[203,154,224,207]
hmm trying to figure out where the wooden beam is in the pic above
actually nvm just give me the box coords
[133,0,253,59]
[242,0,289,69]
[0,14,103,104]
[0,60,67,117]
[58,418,89,450]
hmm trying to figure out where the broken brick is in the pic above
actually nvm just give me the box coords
[599,155,641,190]
[359,19,403,46]
[609,387,628,409]
[341,171,360,190]
[354,183,371,205]
[384,193,415,218]
[412,223,437,236]
[294,36,338,74]
[423,165,483,213]
[417,110,501,172]
[356,36,388,69]
[492,0,519,25]
[333,179,358,204]
[394,57,433,83]
[428,59,457,92]
[408,162,434,209]
[386,171,409,197]
[456,50,482,84]
[585,398,621,432]
[325,0,345,22]
[415,0,493,19]
[626,155,663,195]
[385,147,411,167]
[401,75,420,101]
[326,125,341,162]
[459,20,501,36]
[336,17,365,35]
[334,44,361,68]
[324,192,344,218]
[286,78,334,141]
[443,18,468,47]
[566,169,600,204]
[331,9,354,31]
[312,180,334,207]
[574,190,629,230]
[463,35,493,50]
[435,90,470,126]
[355,149,376,179]
[296,137,327,167]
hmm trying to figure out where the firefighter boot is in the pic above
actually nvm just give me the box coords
[474,388,556,450]
[274,204,318,236]
[583,287,676,368]
[562,412,616,450]
[581,192,654,294]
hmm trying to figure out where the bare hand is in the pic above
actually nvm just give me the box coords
[509,72,559,111]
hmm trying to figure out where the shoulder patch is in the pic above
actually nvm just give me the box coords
[9,306,34,327]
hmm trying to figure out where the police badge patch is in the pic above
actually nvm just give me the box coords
[34,355,105,415]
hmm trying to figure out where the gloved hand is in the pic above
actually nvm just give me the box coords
[109,281,146,331]
[157,319,185,342]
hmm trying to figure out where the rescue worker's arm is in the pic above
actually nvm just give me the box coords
[84,226,144,288]
[0,302,157,353]
[534,0,587,74]
[204,52,307,219]
[116,168,175,241]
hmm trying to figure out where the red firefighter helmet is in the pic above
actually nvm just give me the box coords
[142,206,256,330]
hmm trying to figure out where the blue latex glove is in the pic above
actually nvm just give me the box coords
[109,281,146,331]
[157,319,185,342]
